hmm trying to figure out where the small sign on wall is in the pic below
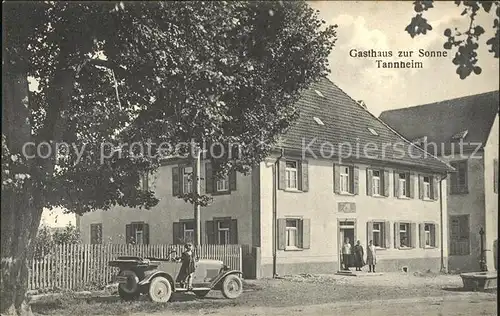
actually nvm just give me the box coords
[338,202,356,213]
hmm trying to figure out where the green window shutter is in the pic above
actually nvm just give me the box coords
[173,222,182,244]
[333,164,340,194]
[409,173,415,198]
[205,220,215,244]
[230,219,238,244]
[300,160,309,192]
[394,222,400,248]
[434,224,440,248]
[419,223,425,248]
[125,224,132,244]
[300,219,311,249]
[229,170,237,191]
[384,221,391,248]
[418,175,424,200]
[277,218,286,250]
[366,221,373,247]
[172,166,180,196]
[366,169,373,196]
[394,172,399,197]
[143,224,150,245]
[278,159,286,190]
[410,223,417,248]
[353,166,359,195]
[433,176,439,201]
[383,170,390,197]
[205,163,213,194]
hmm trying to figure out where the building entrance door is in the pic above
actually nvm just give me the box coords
[338,220,356,271]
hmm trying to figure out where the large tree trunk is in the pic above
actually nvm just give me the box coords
[1,70,43,316]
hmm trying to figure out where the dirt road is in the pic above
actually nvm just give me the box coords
[132,294,497,316]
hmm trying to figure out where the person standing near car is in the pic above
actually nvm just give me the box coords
[176,243,196,290]
[367,240,377,272]
[342,237,352,270]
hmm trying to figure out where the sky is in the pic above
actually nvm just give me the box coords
[40,1,499,227]
[309,0,499,116]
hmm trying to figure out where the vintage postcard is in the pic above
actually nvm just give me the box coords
[1,1,498,315]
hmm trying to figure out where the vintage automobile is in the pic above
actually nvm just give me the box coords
[108,250,243,302]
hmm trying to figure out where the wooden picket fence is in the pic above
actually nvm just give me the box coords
[28,244,242,291]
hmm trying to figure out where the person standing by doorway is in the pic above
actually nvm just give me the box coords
[367,240,377,272]
[353,240,365,271]
[342,237,352,270]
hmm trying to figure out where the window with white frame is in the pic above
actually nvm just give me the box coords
[340,166,350,193]
[372,170,381,195]
[183,167,193,194]
[373,222,383,247]
[216,175,229,192]
[398,173,407,197]
[399,223,409,247]
[285,161,298,189]
[423,176,431,199]
[217,220,230,244]
[285,219,299,248]
[183,221,194,242]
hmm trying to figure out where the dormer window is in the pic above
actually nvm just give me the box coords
[367,128,378,136]
[451,130,468,141]
[313,117,324,125]
[412,136,427,146]
[314,89,325,98]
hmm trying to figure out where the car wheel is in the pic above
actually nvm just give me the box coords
[118,286,140,301]
[148,276,172,303]
[221,274,243,299]
[194,290,210,298]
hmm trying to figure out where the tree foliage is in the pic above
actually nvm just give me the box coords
[406,1,499,79]
[2,1,337,214]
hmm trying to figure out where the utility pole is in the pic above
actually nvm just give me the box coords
[193,143,202,246]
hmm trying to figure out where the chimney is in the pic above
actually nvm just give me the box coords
[357,100,367,109]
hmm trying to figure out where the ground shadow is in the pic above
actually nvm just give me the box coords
[442,286,497,294]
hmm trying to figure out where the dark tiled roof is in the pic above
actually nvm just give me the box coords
[379,90,499,156]
[278,77,453,173]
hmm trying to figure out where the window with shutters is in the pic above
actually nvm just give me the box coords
[205,218,238,244]
[449,215,470,255]
[277,218,310,250]
[90,224,102,244]
[367,168,389,197]
[285,161,298,189]
[396,172,411,198]
[420,223,436,248]
[340,166,350,193]
[126,222,149,245]
[335,165,357,194]
[367,221,390,249]
[173,219,195,244]
[399,223,410,248]
[183,167,193,194]
[450,160,468,194]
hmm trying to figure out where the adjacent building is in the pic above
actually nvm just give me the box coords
[380,91,499,273]
[78,78,453,277]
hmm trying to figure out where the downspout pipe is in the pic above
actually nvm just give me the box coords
[439,173,447,273]
[272,148,284,278]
